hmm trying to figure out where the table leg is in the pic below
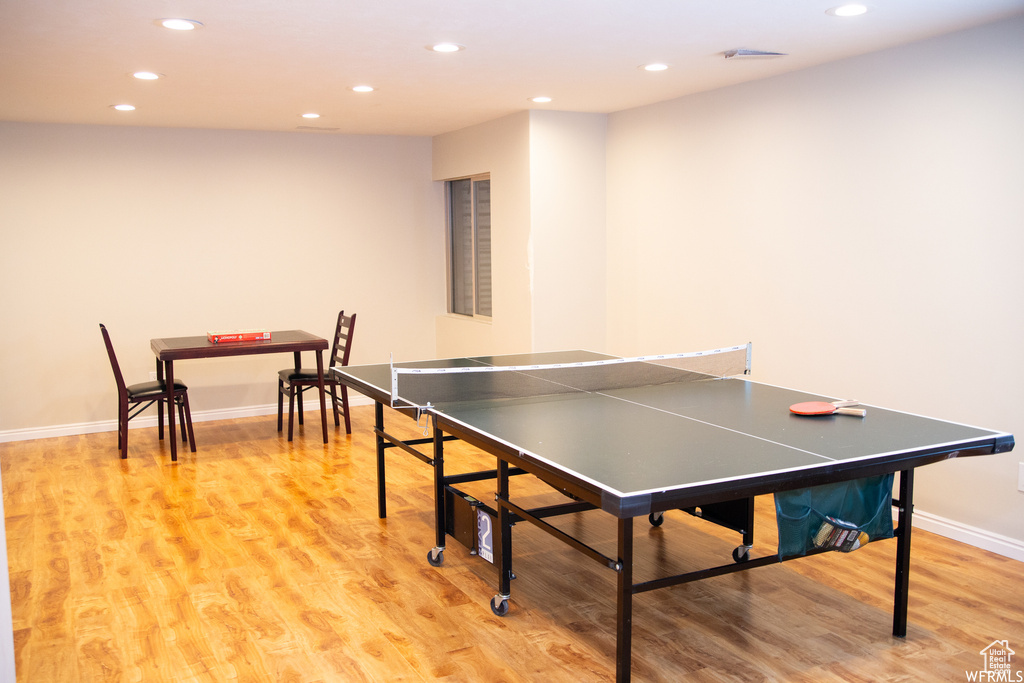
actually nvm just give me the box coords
[156,358,165,440]
[893,468,914,637]
[165,359,178,462]
[375,402,387,519]
[616,517,634,682]
[495,458,512,602]
[316,350,328,443]
[291,351,303,431]
[428,416,446,566]
[491,458,513,617]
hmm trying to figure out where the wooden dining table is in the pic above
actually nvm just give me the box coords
[150,330,330,461]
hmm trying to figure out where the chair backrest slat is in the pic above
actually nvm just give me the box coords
[99,324,129,397]
[330,311,356,369]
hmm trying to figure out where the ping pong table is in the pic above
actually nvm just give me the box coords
[335,349,1014,682]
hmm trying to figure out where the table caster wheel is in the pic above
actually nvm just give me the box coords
[490,596,509,617]
[732,545,751,563]
[427,548,444,567]
[649,512,664,527]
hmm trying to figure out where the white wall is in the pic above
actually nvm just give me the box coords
[0,123,443,435]
[529,111,608,352]
[606,16,1024,542]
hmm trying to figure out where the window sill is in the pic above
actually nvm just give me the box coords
[441,313,492,325]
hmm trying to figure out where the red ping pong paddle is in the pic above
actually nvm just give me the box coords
[790,400,866,417]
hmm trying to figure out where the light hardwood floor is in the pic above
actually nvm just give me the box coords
[3,406,1022,682]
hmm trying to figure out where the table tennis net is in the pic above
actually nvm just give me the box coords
[390,343,751,408]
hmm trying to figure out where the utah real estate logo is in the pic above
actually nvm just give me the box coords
[968,640,1022,682]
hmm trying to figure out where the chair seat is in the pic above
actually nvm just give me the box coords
[278,368,329,383]
[127,379,188,399]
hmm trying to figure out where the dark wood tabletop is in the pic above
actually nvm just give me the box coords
[151,329,328,360]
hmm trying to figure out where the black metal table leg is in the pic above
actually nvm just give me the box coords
[375,401,387,519]
[492,459,513,616]
[616,516,634,682]
[893,468,914,637]
[428,416,446,566]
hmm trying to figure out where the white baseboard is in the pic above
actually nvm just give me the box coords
[0,405,276,443]
[912,509,1024,562]
[0,396,372,444]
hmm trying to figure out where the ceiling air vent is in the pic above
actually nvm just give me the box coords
[724,49,787,59]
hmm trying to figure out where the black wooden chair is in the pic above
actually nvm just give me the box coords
[100,323,196,459]
[278,311,357,440]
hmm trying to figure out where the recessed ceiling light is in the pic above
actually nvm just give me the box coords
[429,43,464,53]
[352,85,375,93]
[642,63,669,72]
[302,113,321,119]
[530,96,552,104]
[111,104,136,111]
[132,71,162,80]
[826,4,869,17]
[159,18,203,31]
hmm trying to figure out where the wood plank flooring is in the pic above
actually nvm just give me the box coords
[3,405,1022,681]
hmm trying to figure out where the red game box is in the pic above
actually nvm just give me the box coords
[207,330,272,343]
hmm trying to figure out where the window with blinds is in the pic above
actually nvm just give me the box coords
[446,176,491,318]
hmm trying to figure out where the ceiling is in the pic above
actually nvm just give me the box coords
[2,0,1023,137]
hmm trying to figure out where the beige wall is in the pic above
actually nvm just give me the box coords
[606,16,1024,543]
[529,111,608,352]
[0,123,443,435]
[432,110,609,357]
[432,112,534,357]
